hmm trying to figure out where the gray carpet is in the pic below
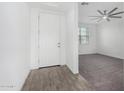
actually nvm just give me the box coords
[79,54,123,91]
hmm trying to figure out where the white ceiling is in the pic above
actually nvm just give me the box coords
[78,2,124,24]
[28,2,73,12]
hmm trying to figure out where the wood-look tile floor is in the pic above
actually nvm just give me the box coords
[22,65,94,91]
[79,54,123,91]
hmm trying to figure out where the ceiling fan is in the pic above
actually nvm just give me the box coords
[89,7,124,22]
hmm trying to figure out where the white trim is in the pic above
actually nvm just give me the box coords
[37,15,40,68]
[38,12,61,68]
[30,8,66,69]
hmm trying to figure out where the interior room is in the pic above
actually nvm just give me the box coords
[78,2,124,91]
[0,2,80,91]
[0,2,124,91]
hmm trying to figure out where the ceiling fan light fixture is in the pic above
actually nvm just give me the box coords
[103,15,108,19]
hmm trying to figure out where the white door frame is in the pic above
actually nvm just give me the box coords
[38,11,61,68]
[37,9,66,68]
[30,8,66,70]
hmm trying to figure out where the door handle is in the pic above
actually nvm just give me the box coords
[57,43,61,47]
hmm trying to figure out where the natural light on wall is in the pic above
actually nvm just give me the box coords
[79,27,89,44]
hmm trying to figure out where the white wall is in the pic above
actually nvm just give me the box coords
[0,3,30,90]
[66,3,79,74]
[79,23,97,54]
[96,3,124,59]
[30,8,39,69]
[97,19,124,59]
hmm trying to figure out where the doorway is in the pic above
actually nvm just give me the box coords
[38,12,61,68]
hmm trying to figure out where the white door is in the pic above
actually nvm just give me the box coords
[39,12,60,68]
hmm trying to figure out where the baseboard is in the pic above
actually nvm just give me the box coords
[38,65,60,69]
[79,52,97,55]
[79,52,124,60]
[96,52,124,60]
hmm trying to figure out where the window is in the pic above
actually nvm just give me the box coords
[79,27,89,44]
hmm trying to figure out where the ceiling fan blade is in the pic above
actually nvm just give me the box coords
[109,16,122,18]
[97,18,102,22]
[104,10,107,15]
[90,17,101,20]
[107,18,110,21]
[97,10,104,15]
[110,11,124,16]
[89,16,102,17]
[108,7,118,14]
